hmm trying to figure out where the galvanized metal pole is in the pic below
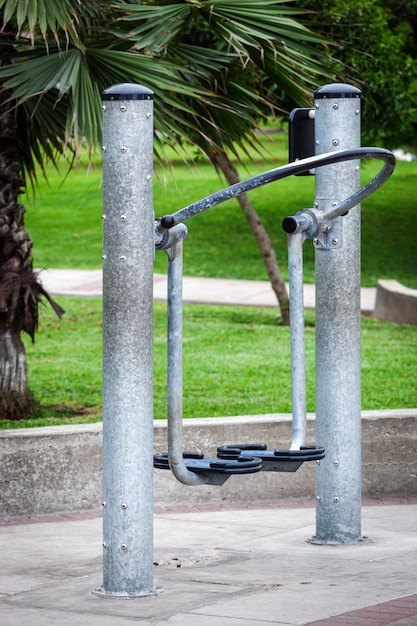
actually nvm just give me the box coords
[314,84,363,543]
[96,84,160,597]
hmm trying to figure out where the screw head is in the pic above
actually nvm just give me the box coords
[120,105,127,112]
[120,146,127,153]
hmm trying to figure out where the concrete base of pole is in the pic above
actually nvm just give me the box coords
[307,535,369,546]
[92,585,164,599]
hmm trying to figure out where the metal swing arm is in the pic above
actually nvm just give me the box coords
[287,231,307,449]
[165,230,210,485]
[282,152,396,449]
[156,224,208,484]
[157,225,262,484]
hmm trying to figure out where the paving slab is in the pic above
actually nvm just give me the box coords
[36,268,377,313]
[0,502,416,626]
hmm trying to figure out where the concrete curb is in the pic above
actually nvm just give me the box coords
[374,279,417,325]
[1,409,416,518]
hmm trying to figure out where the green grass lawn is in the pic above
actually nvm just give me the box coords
[2,130,414,429]
[0,297,415,430]
[24,131,417,287]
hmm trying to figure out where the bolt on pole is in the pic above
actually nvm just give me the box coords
[313,84,363,543]
[95,84,161,597]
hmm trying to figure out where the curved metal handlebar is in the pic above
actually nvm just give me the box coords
[159,147,395,230]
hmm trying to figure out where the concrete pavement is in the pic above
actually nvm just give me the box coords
[37,268,377,313]
[1,500,417,625]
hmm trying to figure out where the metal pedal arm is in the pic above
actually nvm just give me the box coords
[288,231,307,449]
[166,233,209,485]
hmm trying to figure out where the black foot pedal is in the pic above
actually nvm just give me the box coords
[217,443,325,473]
[154,452,263,475]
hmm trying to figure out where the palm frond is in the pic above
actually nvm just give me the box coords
[115,0,332,102]
[0,42,215,161]
[1,0,335,169]
[0,0,79,40]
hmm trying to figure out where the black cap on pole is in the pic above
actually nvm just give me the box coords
[102,84,154,101]
[315,83,361,99]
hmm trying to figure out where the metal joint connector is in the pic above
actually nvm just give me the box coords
[154,221,188,251]
[282,208,326,241]
[283,208,344,249]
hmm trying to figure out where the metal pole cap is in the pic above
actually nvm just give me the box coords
[102,84,154,101]
[315,83,361,99]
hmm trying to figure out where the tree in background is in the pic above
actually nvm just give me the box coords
[300,0,417,149]
[0,0,332,418]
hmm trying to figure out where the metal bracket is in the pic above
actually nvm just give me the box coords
[313,216,343,250]
[312,199,343,250]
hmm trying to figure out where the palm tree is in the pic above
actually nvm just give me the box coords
[0,0,331,418]
[0,0,213,419]
[0,17,69,419]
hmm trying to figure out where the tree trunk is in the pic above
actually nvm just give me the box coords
[0,85,64,420]
[209,149,290,325]
[0,322,34,419]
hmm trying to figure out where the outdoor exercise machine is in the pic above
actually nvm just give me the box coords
[153,143,393,482]
[96,83,395,598]
[152,210,324,483]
